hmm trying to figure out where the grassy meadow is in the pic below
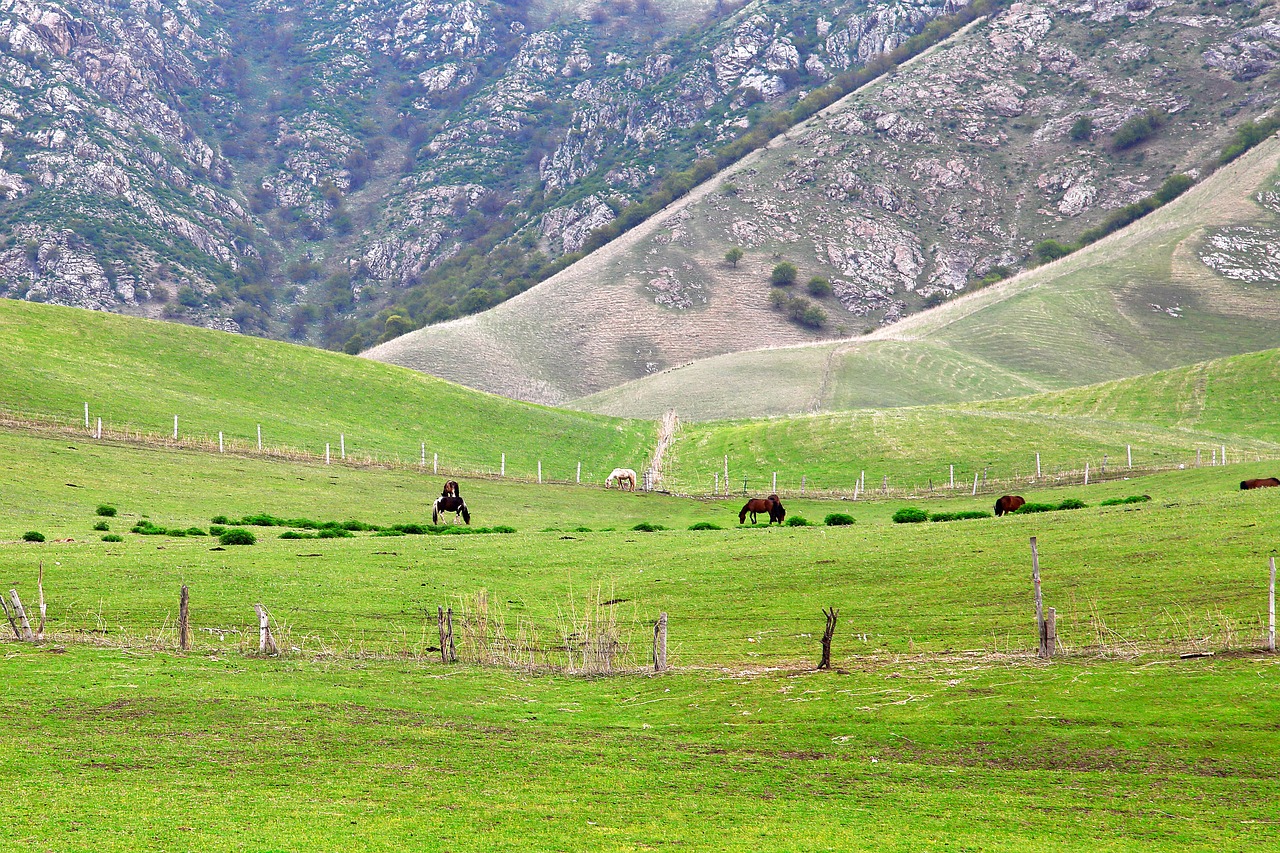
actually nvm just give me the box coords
[2,426,1280,850]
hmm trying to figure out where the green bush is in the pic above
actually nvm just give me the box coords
[96,504,117,517]
[573,526,593,533]
[824,513,855,526]
[770,262,798,286]
[219,528,256,546]
[131,521,167,535]
[185,527,207,536]
[317,528,353,538]
[1034,239,1073,263]
[22,531,45,542]
[279,530,308,539]
[1113,109,1166,151]
[373,530,406,537]
[807,277,833,297]
[688,522,723,531]
[93,521,110,531]
[210,515,229,525]
[1013,503,1056,514]
[930,511,993,522]
[1057,498,1087,510]
[1100,495,1151,507]
[490,526,517,534]
[1069,116,1093,142]
[392,523,429,534]
[785,517,810,527]
[892,508,928,524]
[102,534,123,542]
[632,522,666,532]
[209,525,226,536]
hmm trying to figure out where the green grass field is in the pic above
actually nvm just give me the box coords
[0,299,653,480]
[3,427,1280,850]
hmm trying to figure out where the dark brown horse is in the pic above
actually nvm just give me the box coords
[442,480,461,498]
[1240,477,1280,490]
[740,494,785,525]
[994,495,1026,517]
[433,495,470,525]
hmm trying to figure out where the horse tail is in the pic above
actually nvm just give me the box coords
[461,504,471,525]
[432,499,440,525]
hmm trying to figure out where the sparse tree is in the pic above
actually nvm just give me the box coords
[770,261,797,286]
[725,247,744,268]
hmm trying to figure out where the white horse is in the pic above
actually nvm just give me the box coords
[605,467,638,491]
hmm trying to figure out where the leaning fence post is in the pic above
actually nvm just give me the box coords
[818,607,838,669]
[972,471,979,496]
[445,607,457,663]
[253,604,278,655]
[8,589,34,642]
[653,612,667,672]
[1031,537,1047,659]
[179,585,190,651]
[1,593,20,639]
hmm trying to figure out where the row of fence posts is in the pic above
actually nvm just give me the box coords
[7,565,1277,663]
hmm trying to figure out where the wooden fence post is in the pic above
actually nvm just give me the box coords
[325,443,330,465]
[724,456,728,495]
[8,589,34,642]
[1044,606,1057,658]
[972,471,979,496]
[179,585,190,651]
[1084,462,1090,486]
[258,424,262,452]
[801,475,806,496]
[882,475,888,495]
[577,461,581,485]
[501,454,505,477]
[253,604,278,655]
[1036,452,1041,478]
[173,415,178,440]
[1,593,20,639]
[772,472,777,493]
[818,607,838,669]
[37,562,46,641]
[219,432,224,453]
[714,472,719,494]
[538,461,542,484]
[1222,445,1227,466]
[340,434,345,461]
[653,612,667,672]
[437,606,447,663]
[445,607,457,663]
[84,402,89,429]
[950,464,954,489]
[96,417,101,439]
[1196,449,1201,467]
[434,452,438,475]
[1127,445,1132,469]
[1269,556,1276,654]
[1030,537,1048,659]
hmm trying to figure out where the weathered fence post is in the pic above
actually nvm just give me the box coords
[179,585,190,651]
[325,443,330,464]
[742,476,748,496]
[434,452,438,475]
[1102,454,1107,475]
[7,589,33,642]
[84,402,89,429]
[801,475,806,496]
[1212,448,1217,466]
[257,424,262,452]
[501,453,505,477]
[1036,452,1041,478]
[538,461,542,484]
[96,417,102,439]
[950,464,955,489]
[445,607,457,663]
[1269,556,1276,654]
[219,432,224,453]
[653,612,667,672]
[882,475,888,495]
[1127,445,1132,469]
[0,594,18,639]
[723,456,729,495]
[437,606,447,663]
[1043,606,1057,659]
[340,433,345,461]
[253,604,278,655]
[1196,449,1201,467]
[173,415,178,440]
[818,607,838,670]
[1222,445,1227,466]
[972,471,979,496]
[577,461,581,485]
[37,562,46,641]
[1084,462,1090,486]
[1030,537,1049,659]
[714,472,719,494]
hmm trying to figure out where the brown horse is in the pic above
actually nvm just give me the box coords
[1241,477,1280,490]
[994,495,1026,517]
[740,494,785,525]
[442,480,461,498]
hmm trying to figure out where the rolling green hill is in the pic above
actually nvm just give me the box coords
[575,136,1280,420]
[0,299,653,480]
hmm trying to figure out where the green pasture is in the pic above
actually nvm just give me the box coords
[0,299,653,479]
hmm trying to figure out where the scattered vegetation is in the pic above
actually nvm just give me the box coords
[218,528,257,546]
[929,510,993,522]
[1100,494,1152,507]
[92,521,110,531]
[769,262,798,287]
[823,513,855,526]
[688,521,723,531]
[891,507,928,524]
[631,522,666,532]
[1112,108,1166,151]
[101,534,123,542]
[724,247,744,268]
[95,504,117,517]
[806,277,833,298]
[768,289,826,329]
[1013,498,1088,515]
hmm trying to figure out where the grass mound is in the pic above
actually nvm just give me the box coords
[688,521,723,531]
[892,508,928,524]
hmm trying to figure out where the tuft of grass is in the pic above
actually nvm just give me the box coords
[1100,494,1152,507]
[892,507,928,524]
[631,522,666,532]
[823,513,855,526]
[95,504,117,517]
[219,528,256,546]
[688,521,723,531]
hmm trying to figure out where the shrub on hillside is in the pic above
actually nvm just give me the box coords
[930,511,993,522]
[102,534,123,542]
[785,516,810,527]
[93,521,110,531]
[490,526,517,534]
[632,522,666,532]
[689,521,722,531]
[131,521,167,535]
[210,515,229,525]
[219,528,256,546]
[1100,495,1151,507]
[1034,239,1073,263]
[96,504,117,517]
[209,525,226,536]
[1013,503,1056,515]
[892,508,928,524]
[807,277,833,298]
[1056,498,1087,510]
[1069,116,1093,142]
[1113,108,1166,150]
[824,513,855,526]
[185,527,207,536]
[770,262,798,287]
[22,531,45,542]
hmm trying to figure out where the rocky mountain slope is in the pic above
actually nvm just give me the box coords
[0,0,965,346]
[368,0,1280,405]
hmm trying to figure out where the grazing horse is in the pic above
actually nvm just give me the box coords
[432,495,470,525]
[605,467,638,491]
[1241,477,1280,490]
[994,495,1026,517]
[740,494,784,525]
[442,480,461,499]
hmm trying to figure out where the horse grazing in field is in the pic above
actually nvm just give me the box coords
[1240,477,1280,490]
[442,480,461,499]
[605,467,638,491]
[994,495,1026,517]
[432,495,470,525]
[740,494,785,525]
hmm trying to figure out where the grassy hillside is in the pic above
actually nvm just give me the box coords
[0,299,653,480]
[370,2,1280,406]
[663,347,1280,495]
[576,136,1280,420]
[3,428,1280,849]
